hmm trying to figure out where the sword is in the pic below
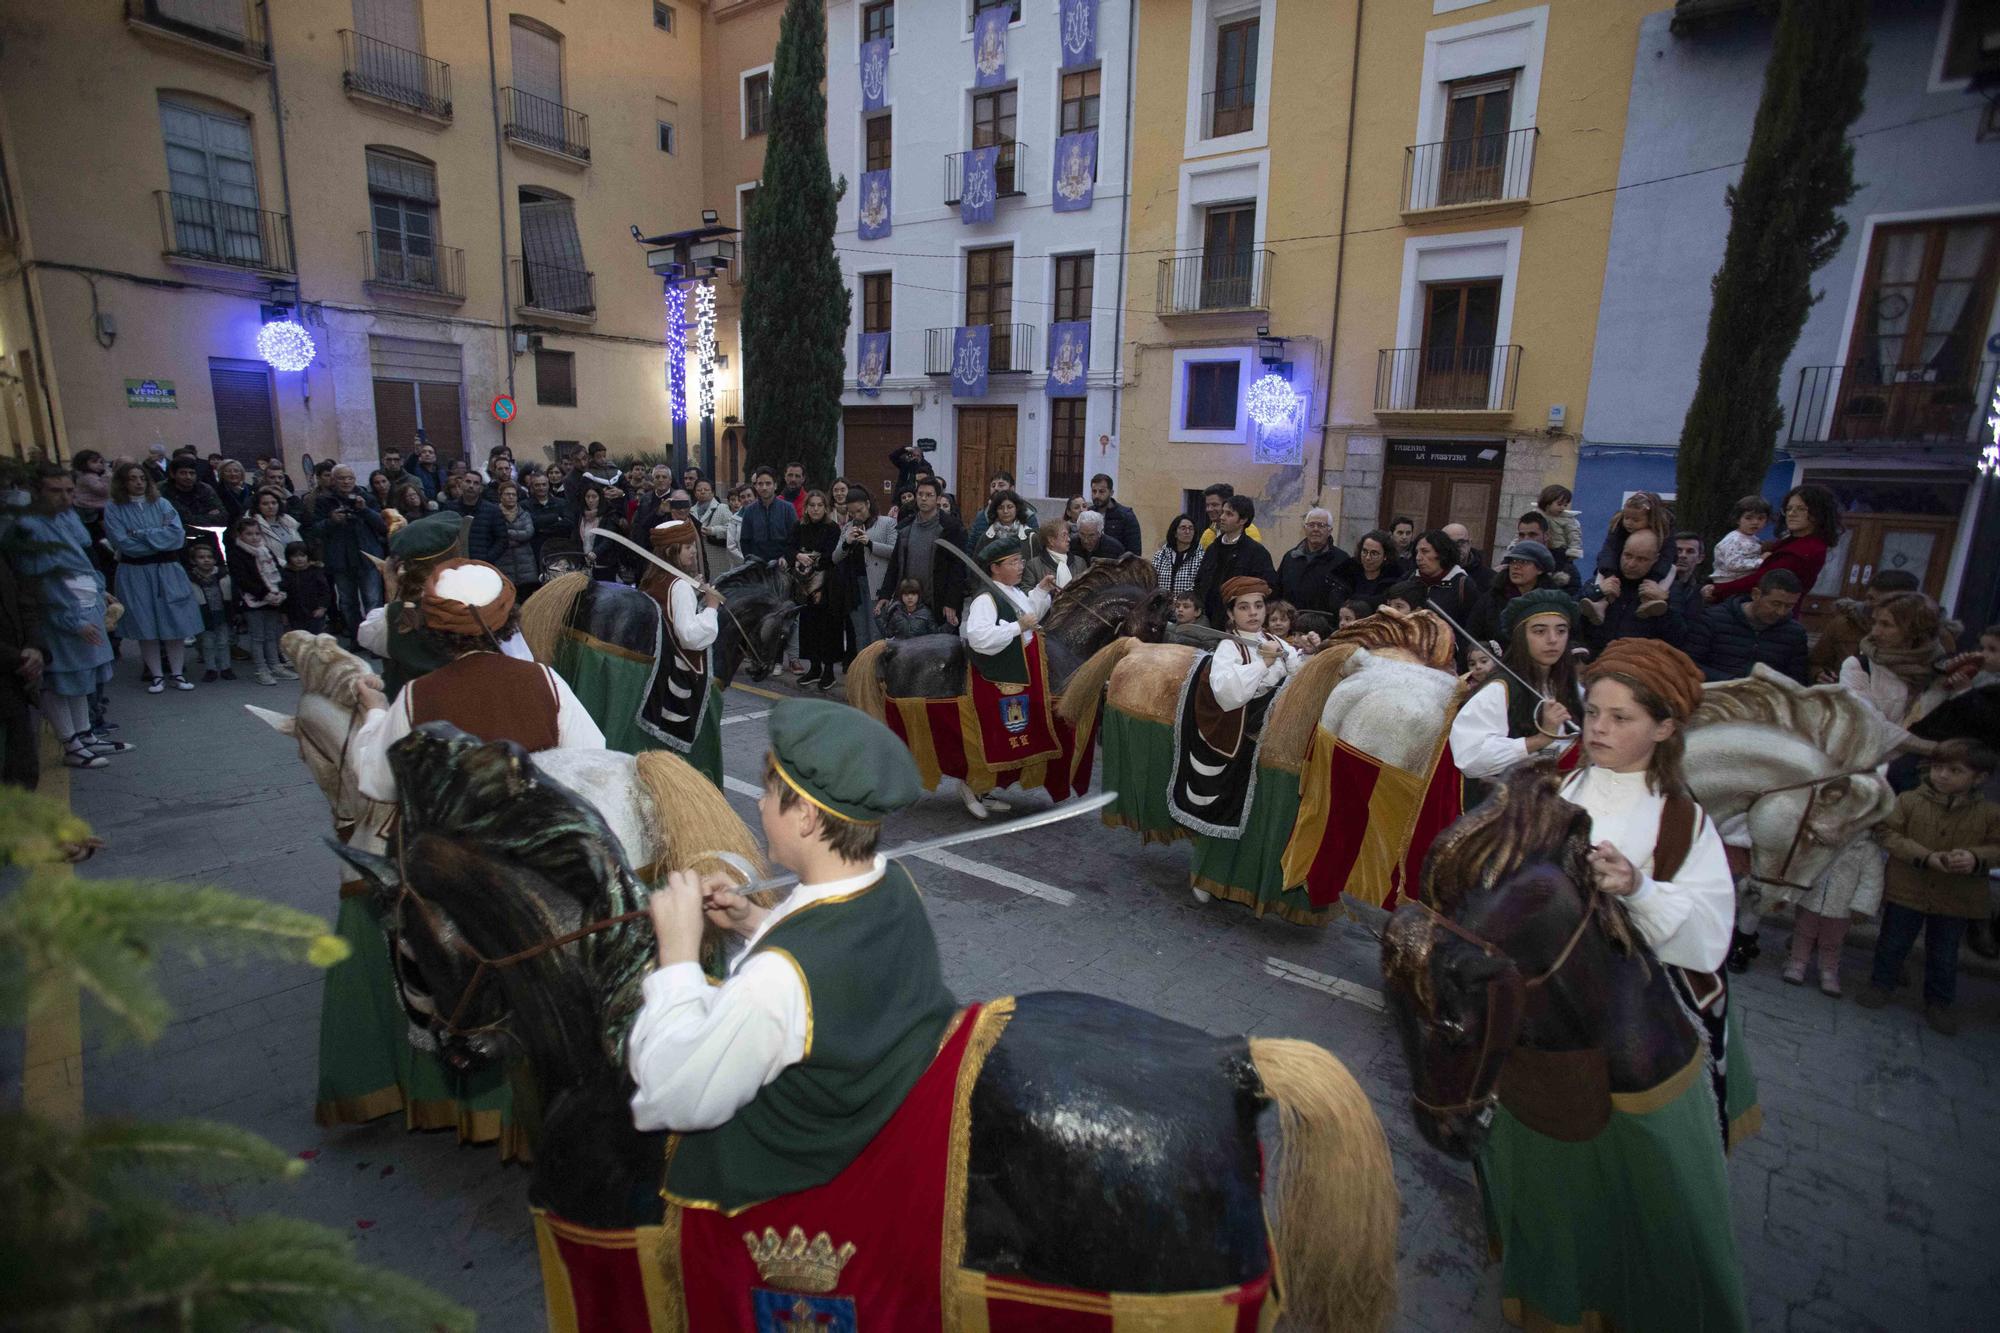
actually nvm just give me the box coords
[933,531,1013,605]
[588,526,717,597]
[697,790,1118,898]
[1423,601,1580,738]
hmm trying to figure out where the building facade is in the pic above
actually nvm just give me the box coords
[1583,0,2000,625]
[825,0,1135,516]
[0,0,739,475]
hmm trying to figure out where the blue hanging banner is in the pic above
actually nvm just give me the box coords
[860,37,890,113]
[856,332,890,397]
[1045,321,1090,398]
[959,145,999,225]
[857,169,892,240]
[1060,0,1098,70]
[973,8,1009,88]
[951,325,990,398]
[1050,131,1097,213]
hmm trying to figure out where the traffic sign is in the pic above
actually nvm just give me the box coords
[491,395,517,423]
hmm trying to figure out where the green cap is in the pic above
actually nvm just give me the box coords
[389,510,464,561]
[767,698,920,824]
[977,535,1024,567]
[1499,587,1578,643]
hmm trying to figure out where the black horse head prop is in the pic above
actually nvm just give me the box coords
[710,559,809,686]
[331,723,653,1079]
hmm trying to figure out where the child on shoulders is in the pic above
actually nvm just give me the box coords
[1710,494,1773,583]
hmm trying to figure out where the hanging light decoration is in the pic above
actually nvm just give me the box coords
[257,319,315,373]
[694,280,717,423]
[1979,377,2000,478]
[665,284,688,423]
[1245,371,1298,430]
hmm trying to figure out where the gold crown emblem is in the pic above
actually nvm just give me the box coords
[741,1226,856,1294]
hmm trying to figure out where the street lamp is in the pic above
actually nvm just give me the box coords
[634,219,741,476]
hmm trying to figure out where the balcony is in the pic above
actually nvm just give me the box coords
[1374,345,1522,428]
[340,30,452,122]
[361,233,465,303]
[1403,127,1537,218]
[1788,361,1999,456]
[924,324,1037,376]
[125,0,269,69]
[1156,249,1272,317]
[155,191,293,275]
[502,87,590,165]
[943,142,1027,207]
[511,257,596,323]
[1200,85,1257,140]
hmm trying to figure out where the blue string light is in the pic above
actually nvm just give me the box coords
[665,285,688,423]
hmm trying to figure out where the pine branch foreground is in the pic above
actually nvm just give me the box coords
[742,0,852,482]
[1674,0,1868,547]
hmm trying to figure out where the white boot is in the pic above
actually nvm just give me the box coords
[957,780,991,820]
[1191,886,1213,904]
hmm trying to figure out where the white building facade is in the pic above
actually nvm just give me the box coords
[825,0,1134,516]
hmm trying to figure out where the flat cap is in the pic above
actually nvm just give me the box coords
[977,535,1025,567]
[389,510,464,561]
[1502,539,1554,572]
[1499,587,1576,643]
[1586,638,1704,721]
[767,698,920,824]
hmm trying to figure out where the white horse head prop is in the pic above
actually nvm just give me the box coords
[247,631,391,852]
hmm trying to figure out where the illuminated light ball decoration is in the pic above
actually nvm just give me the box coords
[665,284,688,423]
[257,319,315,373]
[1245,371,1299,431]
[1979,377,1999,478]
[694,280,717,422]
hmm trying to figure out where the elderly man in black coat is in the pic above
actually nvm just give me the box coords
[1275,506,1350,615]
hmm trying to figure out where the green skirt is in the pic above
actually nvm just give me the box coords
[315,892,525,1160]
[1191,768,1331,926]
[1099,704,1187,846]
[1477,1053,1748,1332]
[555,632,724,787]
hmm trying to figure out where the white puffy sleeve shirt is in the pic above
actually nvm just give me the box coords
[349,662,605,803]
[961,585,1051,657]
[1561,767,1735,972]
[1449,680,1576,779]
[668,576,718,652]
[627,857,887,1132]
[1207,635,1300,713]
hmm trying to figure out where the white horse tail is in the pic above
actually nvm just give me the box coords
[1250,1037,1399,1332]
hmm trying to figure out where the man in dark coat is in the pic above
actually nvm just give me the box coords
[0,556,44,790]
[1275,506,1350,615]
[522,469,570,569]
[1191,495,1277,628]
[1687,569,1810,684]
[1089,473,1142,555]
[875,476,970,627]
[1073,510,1126,562]
[738,466,798,564]
[441,471,507,564]
[1580,528,1687,655]
[309,464,389,636]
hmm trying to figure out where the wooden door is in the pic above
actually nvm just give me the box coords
[965,246,1014,370]
[1440,75,1513,205]
[1201,204,1255,309]
[1419,281,1500,409]
[955,406,1017,501]
[208,360,277,468]
[841,406,913,504]
[1804,514,1958,622]
[1839,216,1999,441]
[1380,467,1502,553]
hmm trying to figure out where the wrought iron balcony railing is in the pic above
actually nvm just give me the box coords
[1375,345,1523,414]
[1201,84,1257,139]
[1403,126,1538,211]
[361,232,465,301]
[511,256,596,320]
[1788,361,1999,448]
[126,0,269,63]
[943,142,1027,207]
[502,87,591,163]
[1156,249,1272,315]
[156,191,293,274]
[924,324,1037,376]
[340,30,452,120]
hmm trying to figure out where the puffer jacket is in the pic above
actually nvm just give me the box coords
[1686,595,1808,684]
[1875,782,2000,918]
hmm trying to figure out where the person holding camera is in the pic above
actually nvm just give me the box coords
[309,464,388,643]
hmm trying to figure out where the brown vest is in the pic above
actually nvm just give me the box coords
[406,653,561,753]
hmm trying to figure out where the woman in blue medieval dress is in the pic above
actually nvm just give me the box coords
[103,462,205,693]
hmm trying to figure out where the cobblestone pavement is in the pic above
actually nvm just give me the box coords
[21,663,2000,1330]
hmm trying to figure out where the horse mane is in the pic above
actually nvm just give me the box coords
[1040,554,1159,635]
[282,630,372,711]
[1261,609,1456,773]
[1421,768,1591,913]
[519,572,589,663]
[1692,665,1901,768]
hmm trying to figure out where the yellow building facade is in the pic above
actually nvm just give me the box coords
[1118,0,1658,561]
[0,0,770,475]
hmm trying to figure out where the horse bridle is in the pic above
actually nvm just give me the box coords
[1404,888,1602,1121]
[1741,762,1883,893]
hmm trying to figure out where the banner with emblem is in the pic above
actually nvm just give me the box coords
[860,36,889,112]
[1050,130,1097,213]
[856,332,889,397]
[856,168,892,240]
[959,145,999,225]
[1045,321,1089,398]
[1060,0,1098,70]
[951,324,990,398]
[972,7,1009,88]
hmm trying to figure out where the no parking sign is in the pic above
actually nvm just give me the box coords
[491,395,517,423]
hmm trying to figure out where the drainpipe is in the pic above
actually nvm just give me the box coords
[1106,0,1137,458]
[485,0,516,449]
[1315,0,1364,509]
[261,1,303,307]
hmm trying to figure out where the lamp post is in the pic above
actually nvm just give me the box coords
[635,216,738,477]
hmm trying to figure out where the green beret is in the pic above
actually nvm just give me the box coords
[977,535,1024,567]
[389,510,464,561]
[1499,587,1578,643]
[767,698,920,824]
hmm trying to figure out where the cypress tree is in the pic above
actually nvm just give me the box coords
[1674,0,1867,547]
[742,0,851,481]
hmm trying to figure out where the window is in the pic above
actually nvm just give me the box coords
[1060,68,1101,137]
[1939,0,2000,82]
[509,17,564,103]
[1184,361,1241,430]
[518,187,592,315]
[863,273,892,373]
[367,147,439,289]
[1439,74,1514,205]
[865,113,892,172]
[159,95,262,263]
[972,88,1018,195]
[1200,203,1256,308]
[863,1,894,45]
[658,121,676,153]
[965,245,1014,370]
[744,71,771,136]
[653,2,675,33]
[1053,253,1094,322]
[1210,16,1259,136]
[1417,279,1501,409]
[973,0,1022,21]
[1048,398,1086,500]
[536,347,577,406]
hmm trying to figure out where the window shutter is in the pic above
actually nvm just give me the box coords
[353,0,422,50]
[417,382,465,464]
[208,361,276,467]
[509,20,563,103]
[372,377,420,459]
[535,348,576,406]
[366,149,437,203]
